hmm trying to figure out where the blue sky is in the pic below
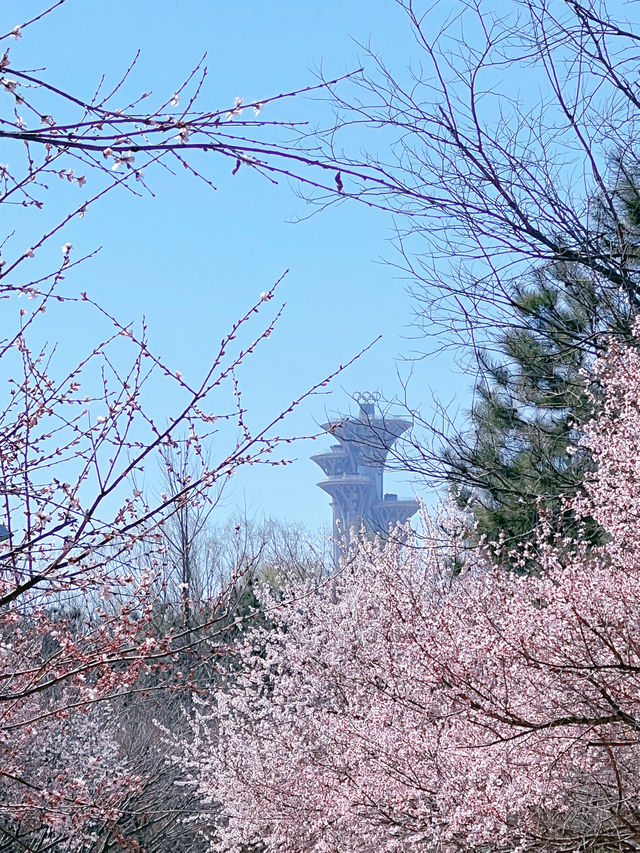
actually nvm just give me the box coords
[5,0,477,530]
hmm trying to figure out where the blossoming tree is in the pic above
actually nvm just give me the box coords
[179,337,640,853]
[0,4,364,847]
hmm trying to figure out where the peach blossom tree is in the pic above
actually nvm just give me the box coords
[178,338,640,853]
[0,4,362,846]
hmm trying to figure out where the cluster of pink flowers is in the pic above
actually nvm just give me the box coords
[178,339,640,852]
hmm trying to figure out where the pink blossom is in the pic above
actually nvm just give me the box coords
[176,338,640,852]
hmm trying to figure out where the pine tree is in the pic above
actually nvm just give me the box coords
[443,262,635,569]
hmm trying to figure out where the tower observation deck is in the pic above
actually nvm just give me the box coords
[311,392,419,565]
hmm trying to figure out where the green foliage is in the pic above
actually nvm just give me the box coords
[443,265,633,570]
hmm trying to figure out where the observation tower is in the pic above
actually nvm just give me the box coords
[311,392,419,565]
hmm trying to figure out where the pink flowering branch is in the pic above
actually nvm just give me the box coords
[174,338,640,853]
[0,6,378,844]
